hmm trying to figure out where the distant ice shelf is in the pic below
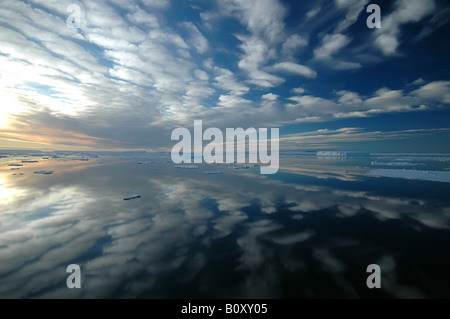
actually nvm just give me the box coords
[371,161,426,167]
[34,171,54,175]
[367,169,450,183]
[123,194,141,201]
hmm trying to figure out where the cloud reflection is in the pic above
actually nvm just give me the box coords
[1,154,450,298]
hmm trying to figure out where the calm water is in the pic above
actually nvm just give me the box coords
[1,153,450,298]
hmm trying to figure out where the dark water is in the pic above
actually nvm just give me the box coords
[1,154,449,298]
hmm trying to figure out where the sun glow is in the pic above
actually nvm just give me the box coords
[0,89,27,127]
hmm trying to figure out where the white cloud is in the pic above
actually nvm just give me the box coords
[335,0,369,32]
[291,87,305,94]
[306,7,320,19]
[218,0,287,42]
[374,0,436,55]
[412,81,450,104]
[314,33,351,59]
[180,22,209,54]
[282,34,308,56]
[140,0,171,10]
[214,67,249,95]
[262,93,278,101]
[270,62,317,79]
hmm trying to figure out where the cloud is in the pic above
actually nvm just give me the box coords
[314,33,351,59]
[269,62,317,79]
[180,21,209,54]
[374,0,436,56]
[0,0,448,151]
[279,127,450,149]
[291,87,305,94]
[218,0,287,42]
[411,81,450,104]
[335,0,369,33]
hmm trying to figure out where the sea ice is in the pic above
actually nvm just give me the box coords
[123,194,141,201]
[367,169,450,183]
[34,171,54,175]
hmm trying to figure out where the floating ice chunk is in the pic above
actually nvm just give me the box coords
[8,164,23,167]
[367,169,450,183]
[34,171,54,175]
[22,160,38,163]
[174,165,198,169]
[123,194,141,201]
[205,170,223,175]
[137,161,153,164]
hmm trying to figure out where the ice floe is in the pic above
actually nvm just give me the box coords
[205,170,223,175]
[8,164,23,167]
[137,161,153,164]
[174,165,198,169]
[367,169,450,183]
[34,171,54,175]
[123,194,141,201]
[21,160,38,163]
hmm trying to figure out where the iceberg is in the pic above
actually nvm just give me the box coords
[367,169,450,183]
[205,170,223,175]
[174,165,198,169]
[34,171,54,175]
[123,194,141,201]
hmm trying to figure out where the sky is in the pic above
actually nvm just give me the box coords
[0,0,449,152]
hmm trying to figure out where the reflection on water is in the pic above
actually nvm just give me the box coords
[0,154,450,298]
